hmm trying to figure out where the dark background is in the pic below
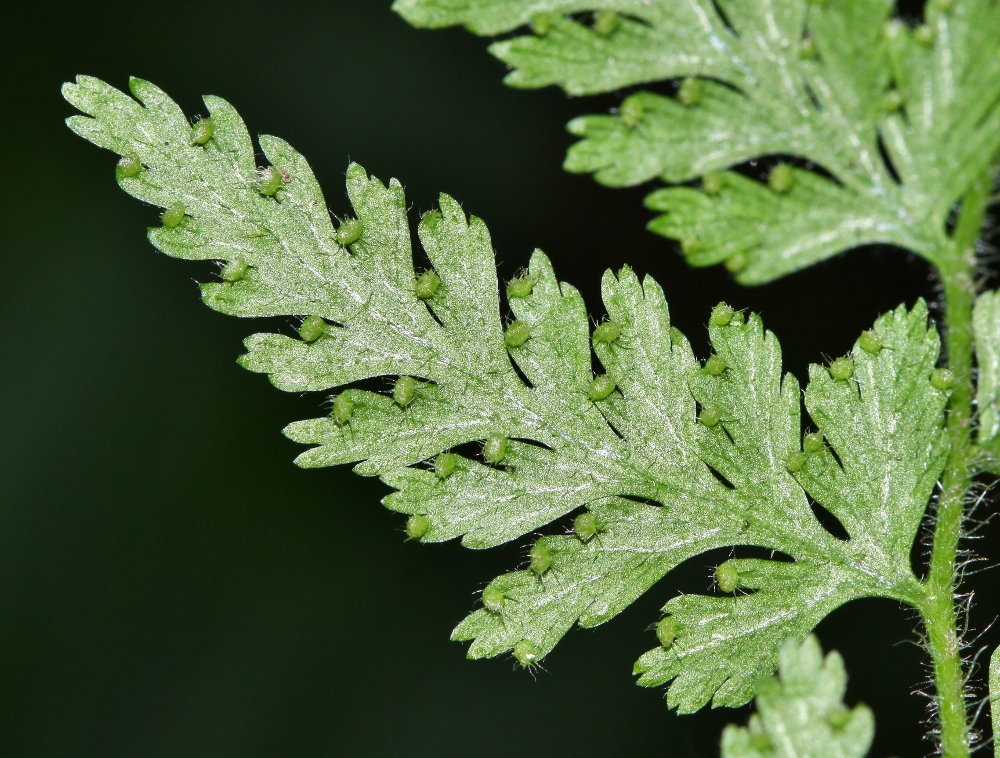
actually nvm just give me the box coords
[1,1,995,755]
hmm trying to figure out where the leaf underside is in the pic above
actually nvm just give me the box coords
[65,76,949,712]
[394,0,1000,283]
[720,635,874,758]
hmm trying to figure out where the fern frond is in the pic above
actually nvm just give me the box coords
[64,76,949,712]
[395,0,1000,283]
[721,635,874,758]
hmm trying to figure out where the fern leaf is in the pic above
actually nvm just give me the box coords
[975,289,1000,443]
[720,635,875,758]
[974,289,1000,474]
[64,76,948,712]
[395,0,1000,283]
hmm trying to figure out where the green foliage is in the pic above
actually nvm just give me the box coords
[975,289,1000,476]
[976,290,1000,443]
[64,76,954,717]
[394,0,1000,284]
[720,635,874,758]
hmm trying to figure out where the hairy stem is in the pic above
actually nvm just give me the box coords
[920,171,992,757]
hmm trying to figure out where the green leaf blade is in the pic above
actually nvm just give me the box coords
[720,635,874,758]
[65,76,947,717]
[636,561,863,712]
[451,496,741,654]
[800,300,948,570]
[398,0,1000,282]
[646,169,925,284]
[393,0,664,35]
[975,289,1000,444]
[489,12,731,95]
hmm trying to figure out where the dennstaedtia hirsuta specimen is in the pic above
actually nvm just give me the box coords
[65,1,1000,747]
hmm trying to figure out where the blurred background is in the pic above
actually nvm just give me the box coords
[1,1,993,755]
